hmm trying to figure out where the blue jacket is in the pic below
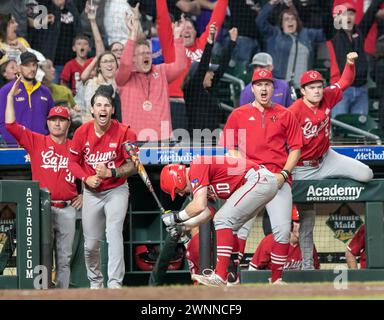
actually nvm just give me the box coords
[0,80,54,146]
[256,3,325,86]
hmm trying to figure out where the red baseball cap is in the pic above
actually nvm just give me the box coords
[333,2,356,16]
[252,68,274,83]
[47,106,71,120]
[300,70,324,87]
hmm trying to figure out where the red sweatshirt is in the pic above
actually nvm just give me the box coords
[156,0,228,98]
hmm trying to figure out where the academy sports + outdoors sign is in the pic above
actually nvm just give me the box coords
[292,179,384,203]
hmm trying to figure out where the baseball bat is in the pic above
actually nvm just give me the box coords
[122,141,166,214]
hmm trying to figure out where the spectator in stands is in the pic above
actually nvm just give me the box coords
[0,12,31,61]
[103,0,134,45]
[346,224,366,269]
[156,0,228,131]
[110,42,124,64]
[240,52,292,107]
[333,0,384,58]
[183,25,237,134]
[0,0,28,38]
[225,0,261,66]
[0,51,54,146]
[79,0,107,48]
[256,0,325,92]
[323,1,384,117]
[248,220,320,271]
[5,77,82,288]
[371,34,384,134]
[0,57,17,88]
[60,35,93,95]
[28,0,83,83]
[42,59,76,109]
[116,15,187,141]
[41,58,82,133]
[82,52,121,123]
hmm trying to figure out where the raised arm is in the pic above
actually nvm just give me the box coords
[164,21,188,82]
[5,77,22,124]
[196,0,228,48]
[256,1,279,39]
[115,15,140,86]
[85,1,105,57]
[359,0,384,39]
[335,52,357,91]
[211,27,237,88]
[156,0,176,63]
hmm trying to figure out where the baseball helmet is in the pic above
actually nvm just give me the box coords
[160,164,187,200]
[134,244,184,271]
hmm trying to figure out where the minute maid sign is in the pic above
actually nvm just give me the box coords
[292,179,384,203]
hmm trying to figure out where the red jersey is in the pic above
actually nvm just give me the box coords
[220,103,303,175]
[5,122,77,201]
[188,156,261,200]
[289,85,343,160]
[61,57,94,94]
[251,234,320,270]
[68,120,137,192]
[347,225,366,269]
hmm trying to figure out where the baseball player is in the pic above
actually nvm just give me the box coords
[4,76,82,288]
[289,52,373,270]
[68,88,137,289]
[220,68,303,284]
[161,155,279,287]
[346,225,366,269]
[249,221,320,271]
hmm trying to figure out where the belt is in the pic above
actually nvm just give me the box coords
[296,156,324,167]
[50,200,70,208]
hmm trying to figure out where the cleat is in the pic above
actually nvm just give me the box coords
[268,278,287,285]
[193,269,227,287]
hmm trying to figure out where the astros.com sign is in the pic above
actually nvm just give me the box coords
[306,185,365,201]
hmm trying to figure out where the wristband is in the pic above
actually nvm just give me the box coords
[280,170,290,181]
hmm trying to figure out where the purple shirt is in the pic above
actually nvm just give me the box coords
[240,78,293,107]
[0,80,54,146]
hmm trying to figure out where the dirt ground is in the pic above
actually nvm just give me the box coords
[0,283,384,300]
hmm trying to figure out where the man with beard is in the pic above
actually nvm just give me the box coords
[0,51,54,146]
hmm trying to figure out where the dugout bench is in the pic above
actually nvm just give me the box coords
[241,179,384,283]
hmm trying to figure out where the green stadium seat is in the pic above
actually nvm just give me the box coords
[334,113,382,138]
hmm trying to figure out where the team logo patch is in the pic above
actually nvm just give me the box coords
[41,96,48,101]
[270,115,278,122]
[249,116,255,121]
[259,70,267,77]
[191,178,200,189]
[109,143,117,148]
[325,108,330,115]
[309,71,318,79]
[16,97,25,102]
[54,106,63,113]
[85,141,90,146]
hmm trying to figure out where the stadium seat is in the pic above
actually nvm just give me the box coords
[333,113,382,139]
